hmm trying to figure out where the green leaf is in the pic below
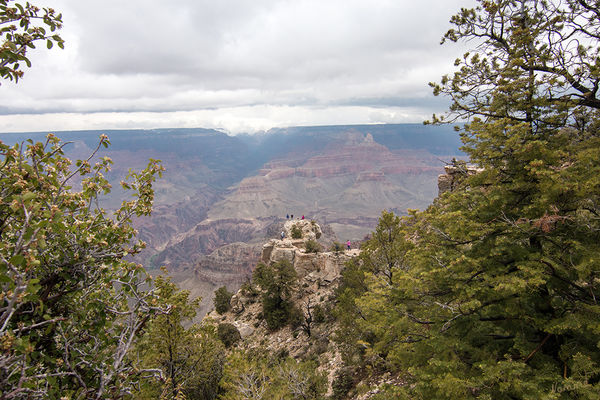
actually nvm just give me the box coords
[9,254,25,266]
[21,191,36,202]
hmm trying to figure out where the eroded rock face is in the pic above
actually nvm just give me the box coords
[205,222,360,393]
[207,133,445,238]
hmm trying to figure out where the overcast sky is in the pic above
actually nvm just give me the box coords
[0,0,475,134]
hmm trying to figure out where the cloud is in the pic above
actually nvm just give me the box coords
[0,0,476,132]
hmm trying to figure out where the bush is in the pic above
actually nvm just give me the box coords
[331,367,357,400]
[291,224,303,239]
[262,295,293,330]
[253,260,299,331]
[312,336,329,356]
[304,239,322,253]
[214,286,233,314]
[288,304,304,330]
[330,241,345,253]
[217,323,241,348]
[312,304,326,323]
[240,279,259,299]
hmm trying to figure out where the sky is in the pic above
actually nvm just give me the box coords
[0,0,476,134]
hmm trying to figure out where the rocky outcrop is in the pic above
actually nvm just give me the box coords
[152,217,278,269]
[205,221,359,393]
[437,163,483,195]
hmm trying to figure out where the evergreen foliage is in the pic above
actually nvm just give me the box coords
[336,1,600,398]
[217,323,242,348]
[304,239,322,253]
[312,304,326,324]
[291,224,303,239]
[330,367,357,400]
[214,285,233,314]
[253,261,298,330]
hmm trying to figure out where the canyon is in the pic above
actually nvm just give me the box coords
[1,124,462,315]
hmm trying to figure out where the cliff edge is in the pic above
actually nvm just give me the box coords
[205,219,359,394]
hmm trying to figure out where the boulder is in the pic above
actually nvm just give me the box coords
[232,321,254,338]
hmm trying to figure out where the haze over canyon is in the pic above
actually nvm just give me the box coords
[1,123,461,314]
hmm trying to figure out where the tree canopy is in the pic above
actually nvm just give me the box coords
[0,134,168,398]
[336,0,600,398]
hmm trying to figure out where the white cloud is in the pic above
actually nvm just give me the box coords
[0,0,476,132]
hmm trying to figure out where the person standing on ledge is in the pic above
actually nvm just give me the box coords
[347,240,351,250]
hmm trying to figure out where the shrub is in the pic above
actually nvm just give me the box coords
[312,304,326,323]
[217,323,241,348]
[288,304,304,330]
[253,261,297,298]
[304,239,322,253]
[261,295,285,330]
[214,286,233,314]
[330,241,345,253]
[240,279,259,299]
[253,260,299,331]
[331,367,356,400]
[291,224,303,239]
[312,336,329,355]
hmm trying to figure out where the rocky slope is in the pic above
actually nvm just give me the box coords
[173,219,340,317]
[205,220,359,394]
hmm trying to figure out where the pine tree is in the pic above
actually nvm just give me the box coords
[339,1,600,398]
